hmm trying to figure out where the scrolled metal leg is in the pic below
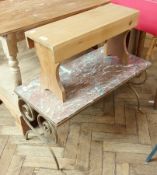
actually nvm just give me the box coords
[37,116,59,167]
[37,115,67,173]
[18,98,66,174]
[25,130,31,140]
[37,115,58,144]
[18,98,37,139]
[19,99,36,122]
[129,70,147,85]
[103,92,115,116]
[127,83,143,113]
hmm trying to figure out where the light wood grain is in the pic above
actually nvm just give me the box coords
[89,141,103,175]
[26,3,138,63]
[0,136,8,157]
[0,142,17,175]
[6,155,24,175]
[0,34,22,86]
[125,106,137,134]
[76,123,92,170]
[25,3,138,101]
[35,42,66,101]
[0,0,110,130]
[92,132,139,144]
[116,152,157,165]
[116,163,129,175]
[136,112,151,145]
[103,141,152,154]
[64,124,80,159]
[130,164,157,175]
[102,152,115,175]
[115,101,125,125]
[0,0,110,35]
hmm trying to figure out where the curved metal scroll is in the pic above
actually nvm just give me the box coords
[19,99,36,122]
[37,115,58,145]
[18,99,65,173]
[37,115,60,170]
[129,70,147,85]
[18,98,36,139]
[127,83,144,114]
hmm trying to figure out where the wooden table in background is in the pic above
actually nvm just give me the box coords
[0,0,110,128]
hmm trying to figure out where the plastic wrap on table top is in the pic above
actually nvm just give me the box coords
[15,47,151,126]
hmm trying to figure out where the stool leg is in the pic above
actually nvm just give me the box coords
[146,145,157,163]
[106,31,129,65]
[35,42,66,102]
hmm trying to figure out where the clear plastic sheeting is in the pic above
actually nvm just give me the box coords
[15,47,151,126]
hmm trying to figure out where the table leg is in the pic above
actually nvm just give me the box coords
[18,98,63,172]
[127,83,143,114]
[0,33,22,86]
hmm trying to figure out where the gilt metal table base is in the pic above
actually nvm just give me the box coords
[129,70,147,86]
[15,47,151,170]
[125,70,148,114]
[18,79,145,172]
[127,83,143,114]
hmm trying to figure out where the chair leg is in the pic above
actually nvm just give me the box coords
[146,145,157,163]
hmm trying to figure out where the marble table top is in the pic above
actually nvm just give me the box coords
[15,47,151,126]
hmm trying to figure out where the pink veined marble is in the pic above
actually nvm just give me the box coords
[15,48,151,126]
[112,0,157,36]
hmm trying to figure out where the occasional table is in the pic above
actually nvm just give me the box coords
[16,47,151,171]
[15,3,151,171]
